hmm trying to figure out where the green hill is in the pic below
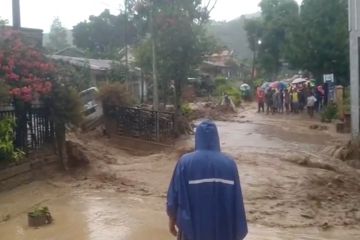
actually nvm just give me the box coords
[208,13,260,60]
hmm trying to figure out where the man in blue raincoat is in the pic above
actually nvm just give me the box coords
[167,120,248,240]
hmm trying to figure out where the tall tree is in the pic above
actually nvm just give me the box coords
[48,18,69,52]
[73,9,138,58]
[251,0,299,80]
[134,0,214,114]
[285,0,349,83]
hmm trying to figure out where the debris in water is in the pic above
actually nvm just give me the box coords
[1,214,11,222]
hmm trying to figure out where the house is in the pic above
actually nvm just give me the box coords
[49,54,147,102]
[200,50,240,79]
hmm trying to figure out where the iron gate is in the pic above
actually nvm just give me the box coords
[108,106,175,142]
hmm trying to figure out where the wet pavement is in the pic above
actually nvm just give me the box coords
[1,107,360,239]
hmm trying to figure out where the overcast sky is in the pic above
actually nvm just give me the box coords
[0,0,303,32]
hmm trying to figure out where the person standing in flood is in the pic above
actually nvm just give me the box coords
[272,89,278,114]
[292,90,300,113]
[307,92,317,118]
[256,87,265,113]
[284,89,290,113]
[167,121,248,240]
[265,89,273,115]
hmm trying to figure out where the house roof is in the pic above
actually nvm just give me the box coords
[54,47,86,58]
[202,61,229,68]
[49,55,118,71]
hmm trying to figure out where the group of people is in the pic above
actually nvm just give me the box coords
[256,83,325,118]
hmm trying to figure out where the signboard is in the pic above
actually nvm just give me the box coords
[323,73,334,83]
[328,82,336,102]
[323,74,335,102]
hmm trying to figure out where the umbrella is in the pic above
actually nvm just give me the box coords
[279,81,288,90]
[269,81,280,89]
[292,78,307,84]
[240,83,251,91]
[261,82,270,89]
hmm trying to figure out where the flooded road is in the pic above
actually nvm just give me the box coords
[1,106,360,239]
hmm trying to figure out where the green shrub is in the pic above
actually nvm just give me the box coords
[0,117,25,162]
[46,84,83,127]
[254,78,264,88]
[98,83,134,108]
[321,103,338,122]
[216,85,242,107]
[215,77,227,88]
[181,103,193,117]
[29,207,50,218]
[0,82,10,104]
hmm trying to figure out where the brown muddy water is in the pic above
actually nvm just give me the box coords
[1,110,360,239]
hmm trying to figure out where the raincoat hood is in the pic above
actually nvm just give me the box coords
[195,120,220,152]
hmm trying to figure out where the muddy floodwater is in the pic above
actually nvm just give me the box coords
[1,106,360,239]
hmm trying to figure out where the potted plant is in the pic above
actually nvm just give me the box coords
[28,207,53,227]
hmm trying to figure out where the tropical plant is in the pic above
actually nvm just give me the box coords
[321,103,338,122]
[0,117,24,162]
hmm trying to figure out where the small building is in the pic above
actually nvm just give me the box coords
[200,50,240,80]
[49,54,147,102]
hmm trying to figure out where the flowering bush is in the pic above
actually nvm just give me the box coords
[0,28,54,103]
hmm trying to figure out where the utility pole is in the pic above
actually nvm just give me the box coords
[251,39,262,83]
[150,2,159,141]
[12,0,21,29]
[349,0,360,139]
[124,0,129,86]
[150,4,159,111]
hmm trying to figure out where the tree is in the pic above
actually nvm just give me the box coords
[73,9,138,58]
[244,18,263,53]
[257,0,299,80]
[285,0,349,84]
[134,0,215,116]
[47,18,69,52]
[0,18,8,26]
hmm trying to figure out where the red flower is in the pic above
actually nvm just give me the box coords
[10,88,21,97]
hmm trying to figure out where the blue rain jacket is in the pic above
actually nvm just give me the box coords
[167,120,248,240]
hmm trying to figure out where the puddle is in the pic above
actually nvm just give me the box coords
[1,181,359,240]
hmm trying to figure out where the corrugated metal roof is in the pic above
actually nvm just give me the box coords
[49,55,119,71]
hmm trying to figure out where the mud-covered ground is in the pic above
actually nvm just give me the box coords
[1,104,360,240]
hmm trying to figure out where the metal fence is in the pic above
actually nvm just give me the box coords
[0,104,54,151]
[107,106,175,142]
